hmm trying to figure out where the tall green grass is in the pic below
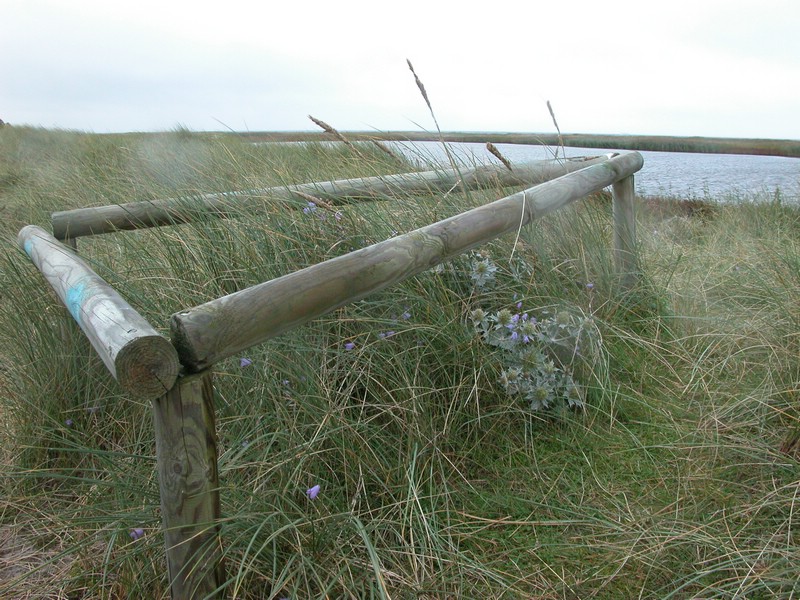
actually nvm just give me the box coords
[0,127,798,598]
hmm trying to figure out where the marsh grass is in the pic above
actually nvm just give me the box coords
[0,126,798,598]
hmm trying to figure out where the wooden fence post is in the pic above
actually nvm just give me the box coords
[612,174,638,290]
[152,370,225,599]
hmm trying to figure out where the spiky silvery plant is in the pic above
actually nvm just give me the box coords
[469,254,601,412]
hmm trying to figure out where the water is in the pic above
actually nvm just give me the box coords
[388,141,800,202]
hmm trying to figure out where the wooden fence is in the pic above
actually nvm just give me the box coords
[18,150,643,599]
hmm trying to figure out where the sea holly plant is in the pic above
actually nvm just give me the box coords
[468,256,602,413]
[470,255,498,289]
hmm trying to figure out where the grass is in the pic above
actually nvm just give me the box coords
[0,125,798,598]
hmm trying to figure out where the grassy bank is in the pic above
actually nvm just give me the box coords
[1,127,798,598]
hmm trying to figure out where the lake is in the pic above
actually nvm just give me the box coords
[387,141,800,202]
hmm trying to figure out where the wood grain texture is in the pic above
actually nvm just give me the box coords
[50,156,610,240]
[171,152,644,372]
[152,370,224,599]
[17,225,179,399]
[612,175,638,289]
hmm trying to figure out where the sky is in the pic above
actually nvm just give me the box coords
[2,0,800,139]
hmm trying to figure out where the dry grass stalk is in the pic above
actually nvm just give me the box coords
[486,142,513,171]
[406,59,433,113]
[309,115,379,163]
[546,100,565,159]
[406,59,460,183]
[308,115,355,149]
[370,140,402,161]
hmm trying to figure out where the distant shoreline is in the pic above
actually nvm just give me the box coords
[238,131,800,158]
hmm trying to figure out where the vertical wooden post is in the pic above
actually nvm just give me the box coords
[612,175,638,290]
[152,370,225,599]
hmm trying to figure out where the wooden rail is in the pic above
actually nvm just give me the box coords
[240,130,800,158]
[51,155,610,240]
[17,225,179,399]
[171,151,643,372]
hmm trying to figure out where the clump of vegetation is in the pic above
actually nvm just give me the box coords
[0,125,798,598]
[467,252,603,413]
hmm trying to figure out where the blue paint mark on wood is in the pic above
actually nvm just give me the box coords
[65,282,86,326]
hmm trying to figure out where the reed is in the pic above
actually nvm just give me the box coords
[406,59,459,175]
[485,142,512,171]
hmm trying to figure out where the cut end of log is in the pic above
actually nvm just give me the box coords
[115,335,180,399]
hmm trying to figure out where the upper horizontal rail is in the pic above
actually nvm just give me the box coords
[50,156,610,240]
[170,151,644,372]
[240,131,800,158]
[18,225,180,399]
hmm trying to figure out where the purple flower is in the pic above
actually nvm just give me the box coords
[306,484,321,500]
[401,310,411,321]
[516,301,523,310]
[239,357,252,368]
[303,202,317,214]
[378,331,396,339]
[586,282,595,291]
[129,527,145,541]
[64,418,74,428]
[344,342,356,351]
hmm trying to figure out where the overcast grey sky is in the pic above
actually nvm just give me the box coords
[2,0,799,138]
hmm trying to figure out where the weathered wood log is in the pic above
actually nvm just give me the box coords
[612,175,638,290]
[171,152,644,372]
[17,225,179,399]
[50,156,611,240]
[152,370,224,599]
[241,130,800,158]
